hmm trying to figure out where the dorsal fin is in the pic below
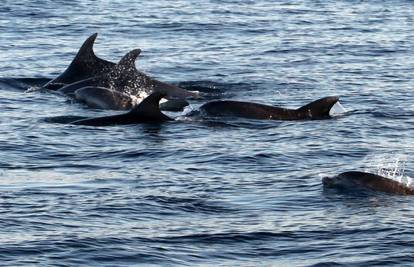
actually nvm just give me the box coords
[129,92,173,121]
[117,49,142,69]
[296,96,339,118]
[71,32,99,64]
[44,33,115,89]
[68,32,115,68]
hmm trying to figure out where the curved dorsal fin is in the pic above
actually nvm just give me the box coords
[72,32,99,63]
[43,33,115,89]
[296,96,339,118]
[117,49,142,69]
[129,92,172,121]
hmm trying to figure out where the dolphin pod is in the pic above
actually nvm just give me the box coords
[323,171,414,195]
[199,96,339,120]
[44,33,195,111]
[42,33,412,197]
[67,93,339,127]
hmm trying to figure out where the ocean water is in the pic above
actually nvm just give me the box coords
[1,0,414,266]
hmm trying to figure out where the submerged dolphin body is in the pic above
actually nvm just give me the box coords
[58,49,198,101]
[199,96,340,120]
[322,171,414,195]
[75,86,189,111]
[72,92,173,126]
[75,87,134,110]
[44,33,115,90]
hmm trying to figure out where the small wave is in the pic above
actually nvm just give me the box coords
[307,262,346,267]
[143,195,236,214]
[372,109,414,119]
[156,231,295,244]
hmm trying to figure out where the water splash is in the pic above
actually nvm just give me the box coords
[25,86,42,93]
[175,105,196,121]
[329,101,346,116]
[363,154,413,187]
[182,105,195,116]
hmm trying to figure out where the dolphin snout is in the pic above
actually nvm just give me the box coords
[322,176,335,187]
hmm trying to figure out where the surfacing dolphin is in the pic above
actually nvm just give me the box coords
[43,33,115,90]
[199,96,339,120]
[323,171,414,195]
[58,49,197,106]
[74,86,134,110]
[72,92,173,126]
[74,86,189,111]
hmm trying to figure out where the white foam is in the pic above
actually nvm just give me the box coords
[191,90,201,98]
[25,86,42,93]
[129,91,169,107]
[182,105,195,116]
[329,101,346,116]
[363,153,413,187]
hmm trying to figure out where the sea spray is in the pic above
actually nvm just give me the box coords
[329,101,346,116]
[363,154,413,187]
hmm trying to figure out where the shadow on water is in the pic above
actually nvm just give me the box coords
[45,117,169,134]
[139,123,166,139]
[321,186,411,209]
[192,117,282,130]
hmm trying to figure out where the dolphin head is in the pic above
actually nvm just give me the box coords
[322,175,337,187]
[322,172,360,188]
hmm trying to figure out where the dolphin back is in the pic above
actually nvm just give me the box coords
[200,97,340,121]
[129,92,172,121]
[72,92,172,126]
[323,171,414,195]
[109,49,198,99]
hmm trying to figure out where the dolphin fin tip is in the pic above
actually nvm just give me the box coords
[117,49,142,67]
[131,92,172,121]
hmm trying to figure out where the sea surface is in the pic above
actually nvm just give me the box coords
[1,0,414,266]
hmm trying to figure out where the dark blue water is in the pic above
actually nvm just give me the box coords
[2,1,414,266]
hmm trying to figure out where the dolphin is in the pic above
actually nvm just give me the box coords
[199,96,339,120]
[75,87,134,110]
[43,33,115,90]
[57,49,199,100]
[72,92,173,126]
[322,171,414,195]
[74,86,189,111]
